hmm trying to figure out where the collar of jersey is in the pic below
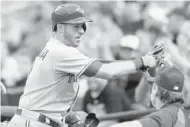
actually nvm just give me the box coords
[47,37,67,48]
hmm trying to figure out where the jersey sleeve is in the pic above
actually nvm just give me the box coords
[139,109,174,127]
[55,47,96,78]
[83,60,103,77]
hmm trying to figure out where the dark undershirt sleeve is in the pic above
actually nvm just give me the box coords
[83,60,103,77]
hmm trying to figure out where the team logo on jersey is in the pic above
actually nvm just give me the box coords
[67,73,78,92]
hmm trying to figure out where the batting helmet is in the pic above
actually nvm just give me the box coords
[51,4,93,31]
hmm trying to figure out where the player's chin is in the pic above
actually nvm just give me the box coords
[73,41,80,47]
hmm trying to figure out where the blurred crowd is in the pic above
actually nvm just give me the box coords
[1,0,190,125]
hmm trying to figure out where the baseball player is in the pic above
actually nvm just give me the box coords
[8,3,158,127]
[110,66,190,127]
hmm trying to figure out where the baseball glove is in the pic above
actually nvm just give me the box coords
[149,41,173,67]
[144,41,173,82]
[146,41,165,59]
[140,42,166,72]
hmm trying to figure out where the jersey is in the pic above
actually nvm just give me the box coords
[139,102,190,127]
[18,37,96,124]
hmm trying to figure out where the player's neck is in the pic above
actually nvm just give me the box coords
[53,33,70,46]
[155,99,166,110]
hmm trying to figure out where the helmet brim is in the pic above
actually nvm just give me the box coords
[62,16,93,24]
[52,17,93,31]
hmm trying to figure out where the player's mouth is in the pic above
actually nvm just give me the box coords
[76,37,81,42]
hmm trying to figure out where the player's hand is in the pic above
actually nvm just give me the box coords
[146,41,165,58]
[141,41,166,70]
[140,55,156,71]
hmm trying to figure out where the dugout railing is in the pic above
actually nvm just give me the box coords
[1,105,190,122]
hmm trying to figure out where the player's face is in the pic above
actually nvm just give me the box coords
[64,23,85,47]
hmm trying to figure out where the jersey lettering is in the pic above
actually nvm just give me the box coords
[68,74,75,83]
[28,49,49,75]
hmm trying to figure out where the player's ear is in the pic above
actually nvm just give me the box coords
[57,24,65,33]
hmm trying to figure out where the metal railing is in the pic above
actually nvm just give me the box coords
[1,105,190,121]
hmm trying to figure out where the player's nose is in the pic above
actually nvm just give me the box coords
[78,26,85,34]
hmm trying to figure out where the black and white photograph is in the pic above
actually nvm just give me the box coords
[1,1,190,127]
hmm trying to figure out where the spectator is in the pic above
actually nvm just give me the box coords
[113,1,143,34]
[83,78,131,126]
[136,3,169,55]
[167,5,188,44]
[1,42,19,87]
[114,35,143,103]
[78,11,123,60]
[166,21,190,75]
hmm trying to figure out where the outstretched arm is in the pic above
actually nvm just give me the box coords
[83,56,156,79]
[83,41,165,79]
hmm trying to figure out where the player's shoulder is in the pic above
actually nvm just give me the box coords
[147,103,179,120]
[50,45,81,59]
[162,103,181,114]
[46,38,82,58]
[56,45,79,54]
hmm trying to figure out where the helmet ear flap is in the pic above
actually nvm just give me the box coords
[82,23,87,32]
[53,24,57,32]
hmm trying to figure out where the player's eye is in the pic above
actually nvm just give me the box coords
[74,25,82,29]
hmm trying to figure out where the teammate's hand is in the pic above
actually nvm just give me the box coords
[140,55,156,71]
[146,42,165,58]
[144,67,156,82]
